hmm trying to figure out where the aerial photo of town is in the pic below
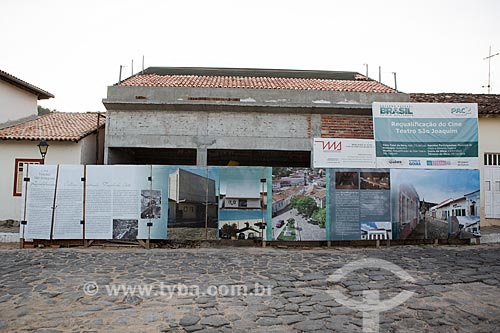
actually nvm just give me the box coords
[272,168,326,241]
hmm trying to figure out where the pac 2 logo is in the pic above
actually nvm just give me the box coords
[451,107,472,116]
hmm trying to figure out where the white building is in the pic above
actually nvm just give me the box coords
[464,190,480,216]
[0,112,105,220]
[0,69,53,126]
[411,93,500,225]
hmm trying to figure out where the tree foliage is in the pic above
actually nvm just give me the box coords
[37,105,56,116]
[291,196,317,217]
[311,208,326,228]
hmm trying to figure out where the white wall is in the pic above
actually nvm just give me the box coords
[478,116,500,226]
[0,80,38,124]
[80,127,105,164]
[0,140,82,220]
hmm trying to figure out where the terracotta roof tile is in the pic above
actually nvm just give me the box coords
[410,93,500,115]
[119,74,397,93]
[0,112,105,142]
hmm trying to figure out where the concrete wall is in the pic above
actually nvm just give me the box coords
[106,110,315,152]
[105,110,325,166]
[103,85,409,166]
[104,86,409,110]
[0,140,83,220]
[0,80,38,125]
[478,115,500,226]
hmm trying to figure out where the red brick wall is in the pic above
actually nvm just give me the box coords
[321,115,373,139]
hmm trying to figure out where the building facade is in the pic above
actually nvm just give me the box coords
[0,69,53,127]
[102,68,499,229]
[103,67,407,167]
[0,112,105,220]
[411,94,500,225]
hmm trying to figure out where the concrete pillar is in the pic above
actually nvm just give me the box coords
[197,147,208,166]
[310,114,322,167]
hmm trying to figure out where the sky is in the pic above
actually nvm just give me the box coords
[392,169,480,204]
[1,0,499,113]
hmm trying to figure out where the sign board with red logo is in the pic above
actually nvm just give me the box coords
[313,138,376,168]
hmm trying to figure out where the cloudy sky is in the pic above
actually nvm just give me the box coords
[391,169,480,204]
[1,0,499,113]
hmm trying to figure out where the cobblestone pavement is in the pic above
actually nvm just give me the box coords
[1,244,500,332]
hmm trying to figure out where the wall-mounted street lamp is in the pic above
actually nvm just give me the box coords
[37,139,49,164]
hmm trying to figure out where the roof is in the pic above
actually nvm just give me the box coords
[0,69,54,100]
[118,67,397,93]
[0,112,105,142]
[410,93,500,115]
[430,198,454,210]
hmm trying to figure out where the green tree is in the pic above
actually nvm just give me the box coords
[37,105,56,116]
[311,208,326,228]
[291,196,317,217]
[287,218,295,228]
[272,167,291,178]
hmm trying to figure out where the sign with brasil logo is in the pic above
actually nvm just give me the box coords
[372,102,478,169]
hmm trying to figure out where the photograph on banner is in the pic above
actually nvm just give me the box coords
[162,166,218,240]
[271,168,326,241]
[85,165,150,240]
[372,102,478,169]
[113,219,138,239]
[329,169,391,241]
[218,167,269,241]
[138,165,169,240]
[22,164,58,240]
[52,165,84,240]
[140,190,162,219]
[313,138,376,168]
[390,169,480,240]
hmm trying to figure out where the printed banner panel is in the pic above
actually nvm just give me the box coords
[271,168,327,241]
[164,166,218,240]
[217,167,271,241]
[391,169,480,240]
[23,165,58,240]
[138,165,168,240]
[313,138,376,168]
[329,169,391,241]
[85,165,150,240]
[53,165,84,239]
[21,165,480,242]
[373,102,478,169]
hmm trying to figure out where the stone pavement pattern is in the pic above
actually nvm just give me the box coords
[0,244,500,332]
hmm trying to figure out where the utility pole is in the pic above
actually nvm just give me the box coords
[392,72,397,91]
[363,63,369,77]
[378,66,381,83]
[483,46,499,94]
